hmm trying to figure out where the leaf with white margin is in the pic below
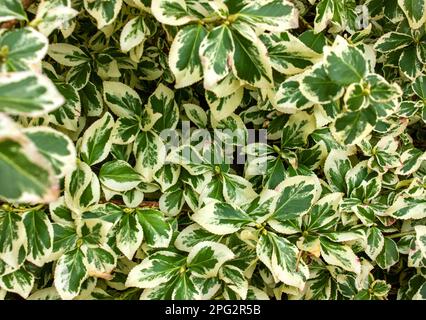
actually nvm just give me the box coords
[206,87,244,121]
[281,111,316,149]
[219,264,248,299]
[324,36,368,86]
[64,160,93,212]
[133,131,166,182]
[192,201,254,235]
[159,186,185,216]
[148,83,179,131]
[0,28,48,71]
[169,24,207,88]
[366,227,385,261]
[24,127,76,179]
[183,103,208,128]
[222,173,257,207]
[66,63,91,90]
[375,32,413,54]
[48,43,90,67]
[397,0,426,29]
[261,32,322,76]
[331,107,377,145]
[304,192,343,232]
[236,0,298,33]
[174,224,221,252]
[230,22,273,88]
[103,81,142,118]
[319,237,361,273]
[376,238,399,270]
[275,76,314,113]
[257,232,309,290]
[34,2,78,37]
[116,213,144,260]
[49,82,81,131]
[126,250,185,288]
[136,208,173,248]
[80,112,114,166]
[171,272,202,300]
[0,0,27,23]
[0,210,27,268]
[395,148,426,176]
[187,241,235,278]
[99,160,142,192]
[387,195,426,220]
[151,0,199,26]
[324,150,351,193]
[0,115,59,204]
[84,0,123,29]
[120,16,147,52]
[54,248,88,300]
[199,25,234,89]
[0,71,64,116]
[415,225,426,259]
[0,266,34,299]
[123,188,144,208]
[81,245,116,280]
[23,210,53,267]
[300,64,345,104]
[270,175,322,222]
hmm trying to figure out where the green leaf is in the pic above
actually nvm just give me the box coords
[397,0,426,29]
[0,266,34,298]
[300,64,344,104]
[148,83,179,132]
[83,0,123,29]
[237,0,298,33]
[54,248,88,300]
[0,71,64,116]
[375,32,413,54]
[270,175,322,222]
[23,210,53,267]
[126,251,185,288]
[0,28,48,71]
[82,245,116,279]
[199,25,235,89]
[24,127,76,179]
[133,131,166,182]
[324,150,351,193]
[376,238,399,269]
[48,43,90,67]
[187,241,234,278]
[49,82,81,131]
[169,24,207,88]
[174,224,221,252]
[257,232,309,290]
[192,201,254,235]
[136,208,173,248]
[324,36,368,86]
[230,22,273,88]
[0,0,27,23]
[281,111,316,149]
[366,227,385,261]
[99,160,141,192]
[319,237,361,273]
[120,16,147,53]
[151,0,199,26]
[116,213,144,260]
[103,81,142,118]
[0,210,27,268]
[0,115,58,204]
[80,112,115,166]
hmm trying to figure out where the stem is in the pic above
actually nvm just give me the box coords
[387,231,415,239]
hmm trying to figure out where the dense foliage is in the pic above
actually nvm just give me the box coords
[0,0,425,300]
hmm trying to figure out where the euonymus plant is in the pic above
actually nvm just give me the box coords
[0,0,425,300]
